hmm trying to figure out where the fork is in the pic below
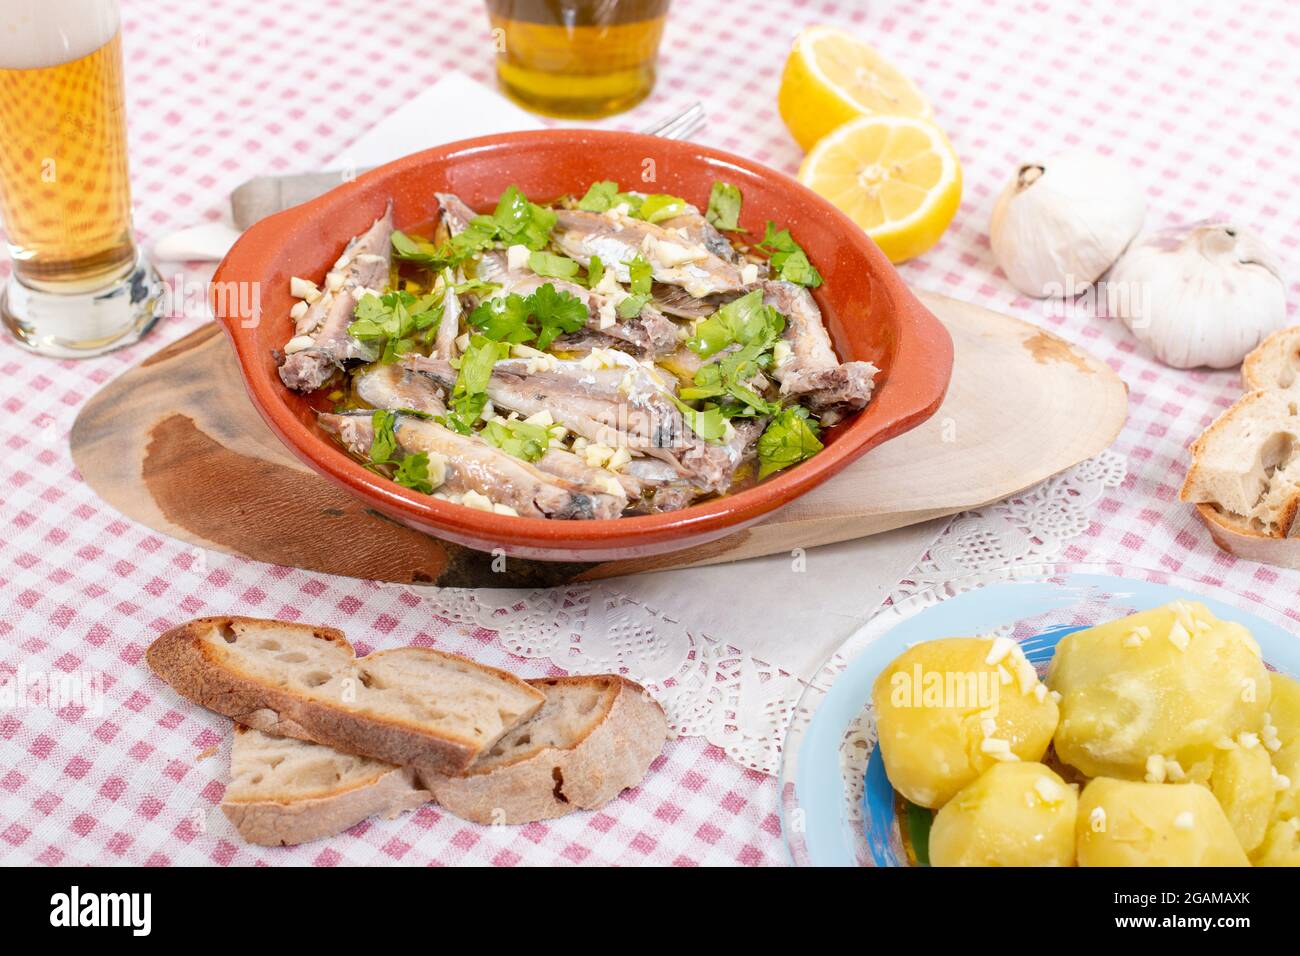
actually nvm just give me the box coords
[640,101,706,141]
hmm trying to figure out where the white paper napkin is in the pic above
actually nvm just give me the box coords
[151,71,544,263]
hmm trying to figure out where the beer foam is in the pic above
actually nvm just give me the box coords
[0,0,120,70]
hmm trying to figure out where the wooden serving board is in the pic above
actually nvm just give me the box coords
[69,291,1127,587]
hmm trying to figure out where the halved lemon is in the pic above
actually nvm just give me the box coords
[778,25,933,152]
[798,114,962,263]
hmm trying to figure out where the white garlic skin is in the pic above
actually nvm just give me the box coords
[1110,222,1287,369]
[989,152,1146,297]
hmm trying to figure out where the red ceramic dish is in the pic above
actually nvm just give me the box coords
[212,130,953,562]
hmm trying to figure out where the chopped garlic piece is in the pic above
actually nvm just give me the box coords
[506,244,531,271]
[461,490,495,512]
[1145,754,1167,783]
[997,664,1013,686]
[1033,777,1065,804]
[1089,806,1107,831]
[455,332,471,352]
[1164,759,1186,782]
[598,302,617,330]
[524,410,554,428]
[290,276,319,299]
[1167,619,1191,652]
[1033,683,1047,703]
[354,253,385,265]
[740,262,759,285]
[596,475,624,497]
[607,446,632,471]
[772,341,793,368]
[985,636,1015,666]
[492,503,519,516]
[1237,731,1260,750]
[1173,811,1195,831]
[289,300,310,321]
[584,443,615,468]
[325,271,346,292]
[283,335,315,354]
[980,737,1012,755]
[980,717,997,738]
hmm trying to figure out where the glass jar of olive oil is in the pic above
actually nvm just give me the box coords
[486,0,670,118]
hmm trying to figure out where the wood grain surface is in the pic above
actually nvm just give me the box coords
[69,291,1128,586]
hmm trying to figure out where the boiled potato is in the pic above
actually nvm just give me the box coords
[1048,601,1270,782]
[1249,671,1300,865]
[1076,778,1248,866]
[871,637,1059,808]
[930,762,1077,866]
[1252,818,1300,867]
[1210,744,1273,853]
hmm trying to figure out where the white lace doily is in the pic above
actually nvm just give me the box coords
[419,449,1127,776]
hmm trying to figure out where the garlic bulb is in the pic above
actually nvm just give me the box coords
[1110,222,1287,369]
[989,153,1146,297]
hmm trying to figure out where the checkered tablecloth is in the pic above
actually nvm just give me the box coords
[2,0,1299,866]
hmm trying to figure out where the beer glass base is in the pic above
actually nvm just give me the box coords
[1,254,163,359]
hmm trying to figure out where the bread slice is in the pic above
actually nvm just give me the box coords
[147,616,545,776]
[423,675,668,824]
[1180,389,1300,536]
[1243,326,1300,391]
[221,724,430,846]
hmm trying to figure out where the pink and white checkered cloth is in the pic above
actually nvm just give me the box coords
[2,0,1299,866]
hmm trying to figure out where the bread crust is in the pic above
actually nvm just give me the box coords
[424,675,668,824]
[147,615,542,776]
[1196,503,1300,568]
[220,727,431,846]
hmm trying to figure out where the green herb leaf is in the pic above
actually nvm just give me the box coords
[686,289,784,358]
[705,182,743,231]
[527,250,581,280]
[616,293,650,319]
[638,193,689,224]
[626,255,653,296]
[440,334,510,434]
[577,180,620,212]
[370,409,399,464]
[492,185,557,249]
[757,220,824,288]
[528,283,589,349]
[758,406,823,478]
[482,418,551,462]
[393,452,435,493]
[468,293,535,344]
[586,255,605,290]
[348,290,443,358]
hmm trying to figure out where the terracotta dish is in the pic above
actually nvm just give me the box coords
[212,130,953,561]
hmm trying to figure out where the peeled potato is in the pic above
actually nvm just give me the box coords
[930,762,1077,867]
[1210,744,1273,853]
[871,637,1059,808]
[1252,818,1300,867]
[1049,601,1270,782]
[1076,778,1248,866]
[1254,672,1300,865]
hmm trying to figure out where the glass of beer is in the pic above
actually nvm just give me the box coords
[0,0,160,358]
[485,0,671,118]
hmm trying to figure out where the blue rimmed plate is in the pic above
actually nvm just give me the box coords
[779,563,1300,867]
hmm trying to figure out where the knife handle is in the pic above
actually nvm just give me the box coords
[231,168,374,230]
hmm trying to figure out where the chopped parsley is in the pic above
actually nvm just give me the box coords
[442,334,511,434]
[576,180,643,215]
[482,418,551,462]
[585,255,605,290]
[616,254,654,318]
[527,250,581,280]
[756,221,823,288]
[637,193,689,224]
[757,406,823,478]
[347,290,443,363]
[390,185,556,273]
[365,410,435,492]
[686,289,784,359]
[705,182,742,231]
[392,452,435,493]
[468,282,589,350]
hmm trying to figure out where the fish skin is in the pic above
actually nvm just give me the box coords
[401,353,748,493]
[552,208,748,298]
[432,270,462,360]
[319,411,625,520]
[354,364,446,417]
[279,202,393,391]
[437,192,680,356]
[761,279,877,422]
[535,448,641,500]
[659,205,738,263]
